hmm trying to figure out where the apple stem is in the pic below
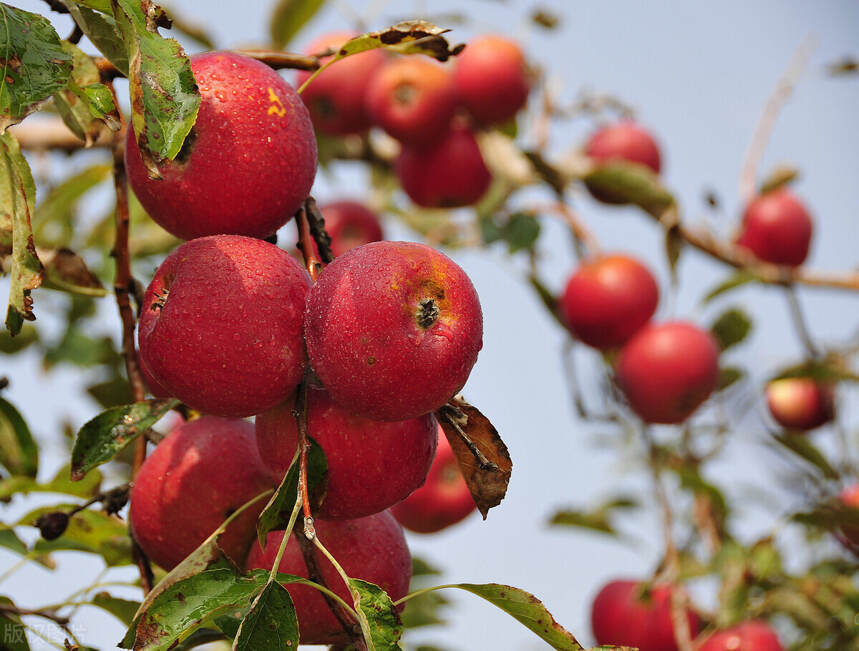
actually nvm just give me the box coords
[295,201,323,281]
[292,380,315,525]
[267,489,303,583]
[784,286,820,359]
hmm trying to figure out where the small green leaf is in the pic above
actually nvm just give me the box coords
[0,133,43,334]
[270,0,327,49]
[32,163,111,245]
[0,3,72,130]
[411,557,442,577]
[71,398,179,481]
[0,396,37,477]
[759,165,799,195]
[0,524,27,555]
[582,161,675,216]
[702,270,759,304]
[90,591,141,625]
[349,578,403,650]
[772,432,839,480]
[0,596,30,651]
[710,307,752,351]
[256,436,327,548]
[110,0,200,167]
[86,376,133,408]
[61,2,129,75]
[717,366,744,390]
[23,504,132,565]
[440,584,582,650]
[548,497,638,537]
[233,580,299,651]
[0,324,37,353]
[0,464,102,500]
[52,41,116,146]
[299,22,460,94]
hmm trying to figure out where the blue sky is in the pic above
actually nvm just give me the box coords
[2,1,858,649]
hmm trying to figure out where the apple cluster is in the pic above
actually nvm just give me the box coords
[297,32,532,208]
[122,49,480,645]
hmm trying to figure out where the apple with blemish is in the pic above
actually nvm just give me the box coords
[366,56,459,147]
[130,416,271,570]
[125,51,317,240]
[698,621,783,651]
[396,126,491,208]
[765,377,834,431]
[255,388,437,520]
[560,254,659,350]
[304,241,483,421]
[246,512,411,645]
[453,35,530,126]
[138,235,310,417]
[736,189,813,266]
[616,321,720,424]
[296,32,386,135]
[585,121,662,174]
[591,579,701,651]
[391,424,477,533]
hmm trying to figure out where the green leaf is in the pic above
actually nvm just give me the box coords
[0,464,102,500]
[257,436,327,548]
[61,2,129,75]
[71,398,179,481]
[0,3,72,130]
[52,41,116,146]
[717,366,744,390]
[270,0,327,48]
[0,133,43,334]
[43,326,119,369]
[710,307,752,351]
[0,396,37,477]
[443,584,582,650]
[33,163,111,245]
[0,324,37,353]
[349,578,403,650]
[548,497,638,537]
[39,247,106,297]
[86,376,133,408]
[110,0,200,168]
[702,270,759,304]
[502,213,541,253]
[0,596,30,651]
[0,523,26,555]
[411,557,442,578]
[234,580,299,651]
[582,161,675,217]
[299,21,460,93]
[90,591,141,625]
[772,432,839,480]
[23,504,132,565]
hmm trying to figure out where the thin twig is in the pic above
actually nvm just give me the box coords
[640,426,693,651]
[785,286,819,358]
[108,81,152,595]
[535,201,601,257]
[292,380,314,530]
[738,36,816,203]
[295,203,322,282]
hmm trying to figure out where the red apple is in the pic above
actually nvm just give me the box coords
[585,121,662,174]
[139,356,171,399]
[391,424,477,533]
[366,57,459,147]
[698,621,783,651]
[304,241,483,421]
[396,126,491,208]
[321,200,384,257]
[296,32,386,135]
[130,416,271,570]
[736,189,813,266]
[453,35,530,126]
[765,378,834,431]
[616,322,720,424]
[255,388,437,520]
[591,579,701,651]
[246,511,411,645]
[560,254,660,350]
[125,51,317,240]
[138,235,310,417]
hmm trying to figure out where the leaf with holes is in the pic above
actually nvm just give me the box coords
[349,578,403,650]
[435,397,512,519]
[0,133,43,335]
[0,4,72,130]
[110,0,200,171]
[71,398,179,481]
[233,580,299,651]
[0,395,37,477]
